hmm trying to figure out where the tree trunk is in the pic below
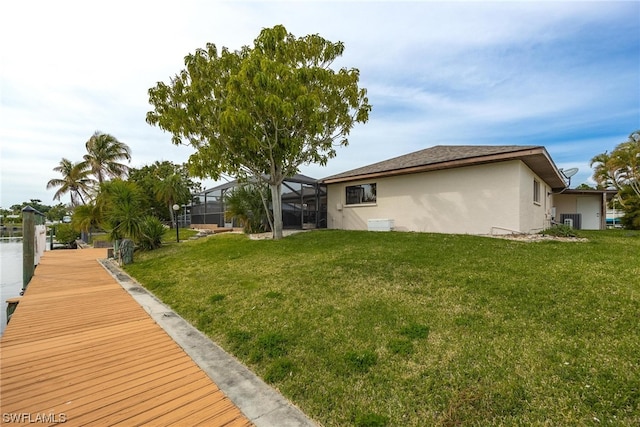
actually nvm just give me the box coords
[168,204,175,228]
[270,183,283,240]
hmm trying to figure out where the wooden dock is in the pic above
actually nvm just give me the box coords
[0,248,253,426]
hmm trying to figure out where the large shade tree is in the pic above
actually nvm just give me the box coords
[147,25,371,239]
[83,131,132,184]
[46,158,95,206]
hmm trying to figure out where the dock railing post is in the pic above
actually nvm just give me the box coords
[22,206,45,294]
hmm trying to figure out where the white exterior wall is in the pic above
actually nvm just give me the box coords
[552,193,605,230]
[327,160,551,235]
[517,162,552,233]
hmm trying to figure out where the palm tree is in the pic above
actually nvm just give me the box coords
[155,173,191,228]
[72,202,103,242]
[590,152,615,190]
[591,131,640,197]
[46,158,94,207]
[224,184,269,233]
[83,131,132,184]
[97,180,144,242]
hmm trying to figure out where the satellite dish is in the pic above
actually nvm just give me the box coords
[561,168,579,179]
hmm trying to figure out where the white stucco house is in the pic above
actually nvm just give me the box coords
[322,145,612,235]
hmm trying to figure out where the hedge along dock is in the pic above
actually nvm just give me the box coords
[0,248,253,426]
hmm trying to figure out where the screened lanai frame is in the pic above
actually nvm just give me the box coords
[189,174,327,230]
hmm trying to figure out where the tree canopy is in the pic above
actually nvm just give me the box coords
[46,158,95,206]
[83,131,132,184]
[128,161,200,223]
[590,130,640,196]
[591,130,640,228]
[147,24,371,238]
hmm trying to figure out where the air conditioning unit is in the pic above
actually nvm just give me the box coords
[564,218,573,228]
[368,219,394,232]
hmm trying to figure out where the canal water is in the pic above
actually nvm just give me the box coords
[1,239,23,335]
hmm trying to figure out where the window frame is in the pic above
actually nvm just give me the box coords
[345,183,377,206]
[533,179,541,205]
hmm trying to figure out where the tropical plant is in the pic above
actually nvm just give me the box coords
[619,186,640,229]
[147,24,371,239]
[46,203,68,222]
[83,131,132,184]
[128,161,201,222]
[71,202,103,242]
[155,173,192,228]
[137,216,166,251]
[224,184,269,234]
[591,131,640,197]
[54,223,80,247]
[46,158,95,206]
[97,180,144,242]
[591,130,640,228]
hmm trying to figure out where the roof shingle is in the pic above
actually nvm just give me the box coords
[322,145,538,181]
[321,145,566,189]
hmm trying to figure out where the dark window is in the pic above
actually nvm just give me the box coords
[533,179,541,204]
[346,183,377,205]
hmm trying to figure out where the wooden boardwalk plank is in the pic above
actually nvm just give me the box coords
[0,248,253,427]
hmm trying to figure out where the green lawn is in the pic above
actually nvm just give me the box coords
[124,229,640,426]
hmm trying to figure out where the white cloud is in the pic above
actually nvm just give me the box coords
[1,1,638,206]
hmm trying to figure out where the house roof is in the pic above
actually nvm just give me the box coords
[557,188,618,200]
[197,173,319,195]
[322,145,568,189]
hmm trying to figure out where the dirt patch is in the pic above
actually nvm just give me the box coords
[486,233,588,243]
[249,230,308,240]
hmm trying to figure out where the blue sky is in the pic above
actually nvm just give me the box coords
[1,0,638,208]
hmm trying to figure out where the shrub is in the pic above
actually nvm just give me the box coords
[620,194,640,229]
[55,223,80,246]
[137,216,166,251]
[540,224,578,237]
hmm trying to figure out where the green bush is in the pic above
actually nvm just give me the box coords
[54,223,80,246]
[137,216,165,251]
[540,224,578,237]
[620,194,640,229]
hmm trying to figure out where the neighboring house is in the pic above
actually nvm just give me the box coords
[322,145,571,235]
